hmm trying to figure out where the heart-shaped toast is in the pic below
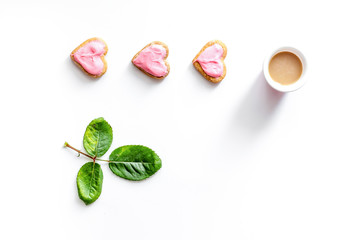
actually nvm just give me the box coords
[132,41,170,79]
[70,37,108,78]
[192,40,227,83]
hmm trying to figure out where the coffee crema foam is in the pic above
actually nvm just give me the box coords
[269,51,303,85]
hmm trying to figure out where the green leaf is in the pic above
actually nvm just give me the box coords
[83,117,113,157]
[77,162,103,205]
[109,145,162,181]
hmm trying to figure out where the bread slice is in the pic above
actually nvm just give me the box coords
[193,40,227,83]
[70,37,108,78]
[132,41,170,80]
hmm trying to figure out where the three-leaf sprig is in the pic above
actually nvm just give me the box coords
[64,117,162,205]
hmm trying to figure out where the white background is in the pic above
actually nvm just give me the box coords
[1,0,360,239]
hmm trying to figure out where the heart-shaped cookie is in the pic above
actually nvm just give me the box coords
[70,37,108,78]
[132,41,170,79]
[192,40,227,83]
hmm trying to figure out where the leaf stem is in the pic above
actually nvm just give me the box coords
[94,158,111,162]
[64,142,111,163]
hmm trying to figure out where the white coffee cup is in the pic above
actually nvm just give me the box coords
[263,46,307,92]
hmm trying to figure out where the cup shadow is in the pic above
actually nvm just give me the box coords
[233,71,285,134]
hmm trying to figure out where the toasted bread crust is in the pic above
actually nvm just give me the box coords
[132,41,170,80]
[70,37,108,78]
[192,40,227,83]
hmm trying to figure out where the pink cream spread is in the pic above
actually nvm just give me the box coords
[72,40,106,76]
[194,44,224,78]
[133,45,168,77]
